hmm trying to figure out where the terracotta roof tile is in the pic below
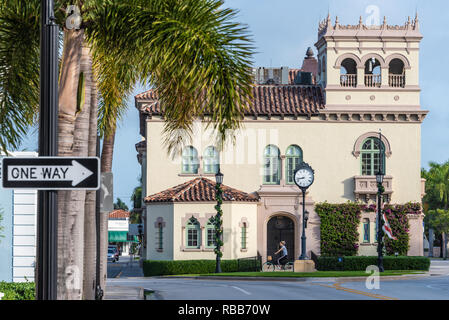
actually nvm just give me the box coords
[109,209,130,219]
[144,177,259,203]
[136,84,324,117]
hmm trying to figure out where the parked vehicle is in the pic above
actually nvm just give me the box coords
[107,248,117,263]
[108,245,120,261]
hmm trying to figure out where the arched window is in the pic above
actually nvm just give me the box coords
[203,146,219,174]
[205,220,215,248]
[364,57,381,87]
[340,58,357,87]
[241,222,247,250]
[285,145,303,184]
[182,146,199,174]
[186,217,201,248]
[363,218,370,243]
[388,58,405,88]
[263,145,280,185]
[360,138,386,176]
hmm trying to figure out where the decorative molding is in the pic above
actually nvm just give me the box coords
[354,175,393,203]
[353,131,392,158]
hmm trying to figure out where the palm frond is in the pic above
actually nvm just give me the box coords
[0,0,40,153]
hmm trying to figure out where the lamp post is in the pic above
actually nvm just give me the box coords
[138,224,143,256]
[376,130,385,272]
[214,167,224,273]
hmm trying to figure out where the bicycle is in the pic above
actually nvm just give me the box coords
[261,255,294,272]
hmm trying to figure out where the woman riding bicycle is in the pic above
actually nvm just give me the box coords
[274,241,288,266]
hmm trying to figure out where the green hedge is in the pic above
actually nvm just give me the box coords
[316,256,430,271]
[143,259,240,276]
[0,282,35,300]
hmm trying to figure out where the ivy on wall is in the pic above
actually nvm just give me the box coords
[315,202,362,256]
[316,202,421,257]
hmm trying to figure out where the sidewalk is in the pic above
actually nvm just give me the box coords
[104,285,143,300]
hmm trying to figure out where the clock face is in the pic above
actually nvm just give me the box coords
[294,168,314,188]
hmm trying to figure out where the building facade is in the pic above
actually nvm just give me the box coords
[0,151,38,282]
[135,15,427,261]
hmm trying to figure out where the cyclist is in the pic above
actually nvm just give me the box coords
[274,240,288,267]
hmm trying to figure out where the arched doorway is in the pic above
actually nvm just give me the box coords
[267,215,295,261]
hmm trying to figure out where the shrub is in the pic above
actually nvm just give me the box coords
[315,202,362,256]
[143,259,240,276]
[0,282,35,300]
[316,256,430,271]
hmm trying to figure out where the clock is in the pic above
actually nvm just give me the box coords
[293,162,314,189]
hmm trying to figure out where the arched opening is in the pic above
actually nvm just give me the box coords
[266,215,295,262]
[364,58,381,87]
[388,58,405,88]
[340,58,357,87]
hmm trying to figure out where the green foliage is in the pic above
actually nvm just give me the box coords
[316,202,420,257]
[0,281,35,300]
[143,259,240,276]
[315,202,362,256]
[113,197,129,211]
[427,209,449,235]
[422,161,449,212]
[382,203,421,255]
[0,0,40,153]
[316,256,430,271]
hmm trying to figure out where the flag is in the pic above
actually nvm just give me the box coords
[382,212,397,240]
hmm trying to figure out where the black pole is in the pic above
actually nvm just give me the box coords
[95,136,103,300]
[37,0,59,300]
[299,189,307,260]
[377,130,385,272]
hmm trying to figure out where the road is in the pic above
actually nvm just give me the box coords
[106,259,449,300]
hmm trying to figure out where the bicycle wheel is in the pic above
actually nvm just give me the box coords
[261,262,274,272]
[284,262,294,271]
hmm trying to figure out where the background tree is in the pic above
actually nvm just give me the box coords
[422,160,449,257]
[113,198,129,211]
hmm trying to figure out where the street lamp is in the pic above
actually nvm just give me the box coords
[376,130,385,272]
[137,224,143,257]
[214,167,224,273]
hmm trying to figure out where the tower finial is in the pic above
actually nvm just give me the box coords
[335,16,339,28]
[359,15,363,28]
[414,10,419,30]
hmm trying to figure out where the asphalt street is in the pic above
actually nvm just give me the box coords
[105,258,449,300]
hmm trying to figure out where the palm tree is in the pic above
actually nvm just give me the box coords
[0,0,253,299]
[113,198,129,211]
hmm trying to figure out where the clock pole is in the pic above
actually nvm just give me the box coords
[294,162,314,261]
[299,187,307,260]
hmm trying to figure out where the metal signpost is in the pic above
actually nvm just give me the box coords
[37,0,59,300]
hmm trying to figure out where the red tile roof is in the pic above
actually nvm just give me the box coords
[144,177,259,203]
[136,84,324,117]
[109,209,130,219]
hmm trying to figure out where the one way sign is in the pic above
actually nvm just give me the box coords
[1,157,100,190]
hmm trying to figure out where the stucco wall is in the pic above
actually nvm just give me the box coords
[146,202,257,261]
[145,120,422,205]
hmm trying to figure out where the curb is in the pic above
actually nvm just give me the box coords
[156,272,430,282]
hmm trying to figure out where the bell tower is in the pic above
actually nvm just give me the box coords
[315,14,424,113]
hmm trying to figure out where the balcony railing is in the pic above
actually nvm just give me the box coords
[340,74,357,87]
[389,74,405,88]
[354,175,393,202]
[364,74,381,87]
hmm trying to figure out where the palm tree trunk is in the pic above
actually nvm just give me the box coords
[99,127,116,291]
[57,29,84,300]
[82,46,97,300]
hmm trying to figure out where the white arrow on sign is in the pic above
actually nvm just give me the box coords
[7,160,93,186]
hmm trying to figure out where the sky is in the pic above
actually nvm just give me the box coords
[18,0,449,208]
